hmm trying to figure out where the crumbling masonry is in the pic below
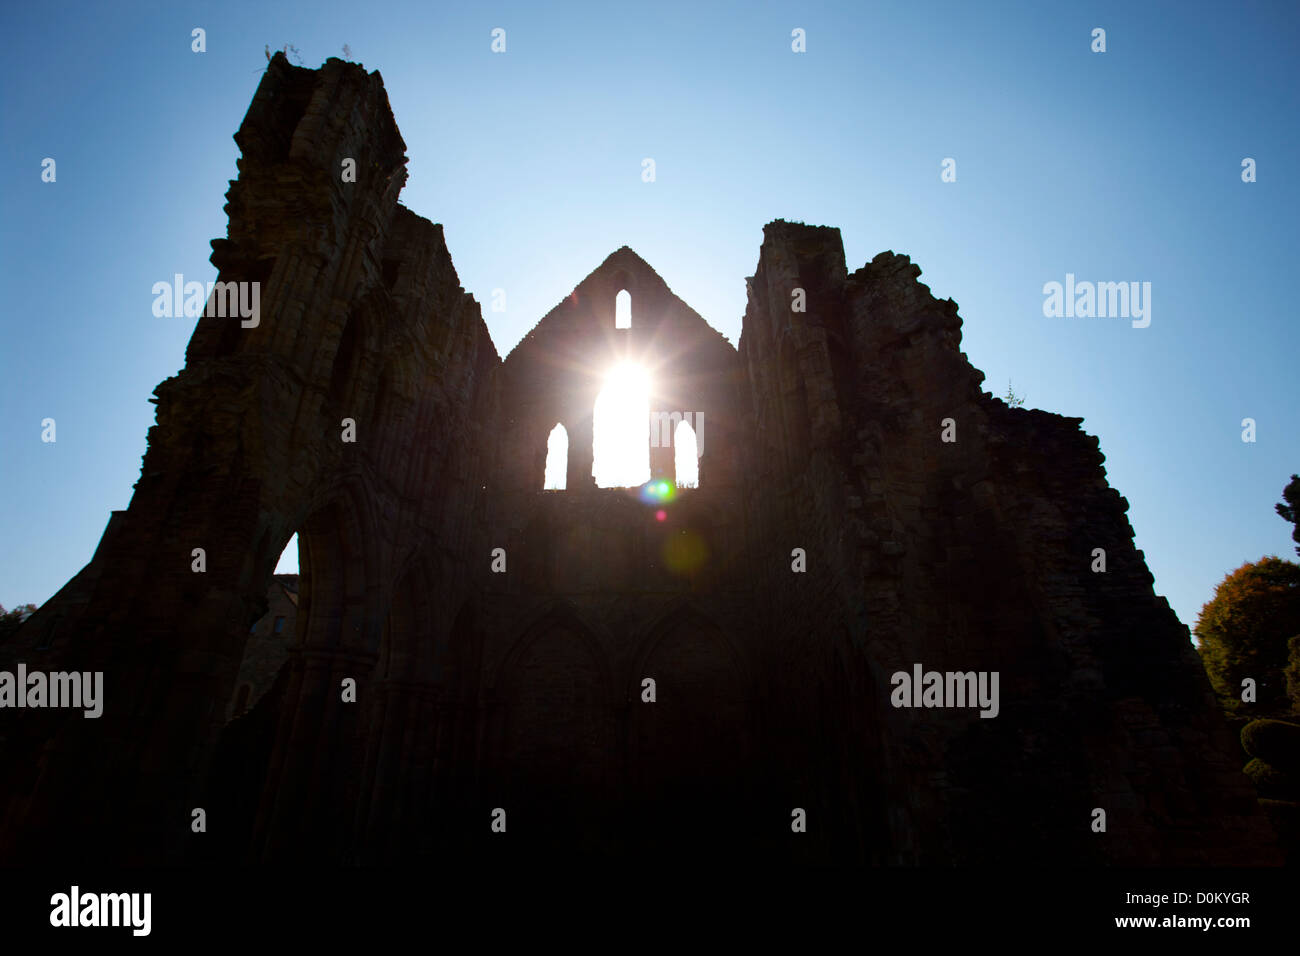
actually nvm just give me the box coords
[0,54,1279,865]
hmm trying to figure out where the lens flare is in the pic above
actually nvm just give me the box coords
[639,480,676,506]
[663,528,709,574]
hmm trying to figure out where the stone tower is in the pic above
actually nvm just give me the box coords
[0,54,1278,865]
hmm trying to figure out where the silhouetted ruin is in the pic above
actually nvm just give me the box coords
[0,54,1279,865]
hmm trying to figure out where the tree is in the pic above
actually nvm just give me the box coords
[1003,379,1026,408]
[1286,635,1300,715]
[0,603,37,642]
[1276,474,1300,559]
[1195,558,1300,712]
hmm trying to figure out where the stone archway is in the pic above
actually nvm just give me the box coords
[247,484,383,862]
[627,608,757,857]
[488,610,617,853]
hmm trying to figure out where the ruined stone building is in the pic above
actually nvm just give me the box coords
[0,54,1279,865]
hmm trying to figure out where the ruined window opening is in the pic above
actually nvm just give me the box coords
[593,363,650,488]
[275,533,299,575]
[675,420,699,488]
[615,289,632,329]
[544,423,568,490]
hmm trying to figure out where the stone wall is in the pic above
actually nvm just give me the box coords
[737,222,1277,864]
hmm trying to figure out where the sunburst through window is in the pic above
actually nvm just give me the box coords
[592,363,650,488]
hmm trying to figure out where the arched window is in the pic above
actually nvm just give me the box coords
[544,423,568,490]
[615,289,631,329]
[593,363,650,488]
[675,420,698,488]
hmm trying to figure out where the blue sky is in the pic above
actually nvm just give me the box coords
[2,0,1297,636]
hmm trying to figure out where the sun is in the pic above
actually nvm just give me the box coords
[604,361,647,392]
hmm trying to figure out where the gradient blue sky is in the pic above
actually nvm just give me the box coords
[2,1,1297,636]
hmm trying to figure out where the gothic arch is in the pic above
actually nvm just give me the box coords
[629,601,752,689]
[673,417,699,488]
[293,478,384,656]
[624,602,759,855]
[486,605,618,842]
[543,422,568,490]
[491,603,614,695]
[615,288,631,329]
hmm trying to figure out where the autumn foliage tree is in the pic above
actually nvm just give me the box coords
[1195,557,1300,713]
